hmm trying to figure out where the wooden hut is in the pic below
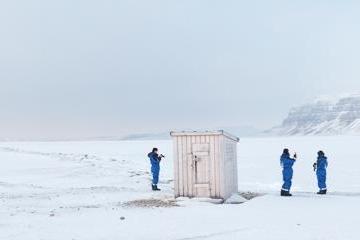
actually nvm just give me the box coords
[170,130,239,200]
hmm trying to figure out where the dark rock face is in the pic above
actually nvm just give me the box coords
[270,95,360,135]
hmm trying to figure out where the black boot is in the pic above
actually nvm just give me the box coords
[152,184,161,191]
[281,190,292,197]
[317,189,327,195]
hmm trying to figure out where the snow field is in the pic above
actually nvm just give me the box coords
[0,136,359,239]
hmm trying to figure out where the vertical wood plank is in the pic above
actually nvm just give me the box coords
[199,134,205,195]
[178,136,184,196]
[219,135,225,198]
[214,135,220,198]
[205,135,210,195]
[182,136,188,196]
[224,138,229,198]
[234,141,239,193]
[173,137,179,197]
[191,135,196,196]
[186,136,193,197]
[210,136,216,197]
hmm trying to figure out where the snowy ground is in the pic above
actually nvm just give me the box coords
[0,136,360,240]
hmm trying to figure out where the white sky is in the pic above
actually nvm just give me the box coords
[1,0,360,139]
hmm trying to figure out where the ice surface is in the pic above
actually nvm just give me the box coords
[0,136,359,239]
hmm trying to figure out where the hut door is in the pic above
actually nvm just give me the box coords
[192,143,210,197]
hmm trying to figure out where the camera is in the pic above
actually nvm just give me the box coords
[313,163,317,171]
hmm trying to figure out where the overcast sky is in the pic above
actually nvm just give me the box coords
[1,0,360,140]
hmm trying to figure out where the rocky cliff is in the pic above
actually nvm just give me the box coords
[269,95,360,135]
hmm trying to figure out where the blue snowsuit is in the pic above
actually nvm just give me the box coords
[280,153,296,191]
[148,152,161,185]
[316,156,328,190]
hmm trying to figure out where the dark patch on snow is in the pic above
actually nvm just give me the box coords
[122,198,179,208]
[239,192,264,200]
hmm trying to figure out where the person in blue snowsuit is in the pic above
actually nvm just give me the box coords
[148,148,164,191]
[280,148,297,196]
[313,150,328,195]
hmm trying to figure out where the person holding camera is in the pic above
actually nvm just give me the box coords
[313,150,328,195]
[280,148,297,196]
[147,148,165,191]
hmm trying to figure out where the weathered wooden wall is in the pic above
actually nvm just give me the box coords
[171,131,238,199]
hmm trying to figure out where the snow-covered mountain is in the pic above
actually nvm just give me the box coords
[268,95,360,136]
